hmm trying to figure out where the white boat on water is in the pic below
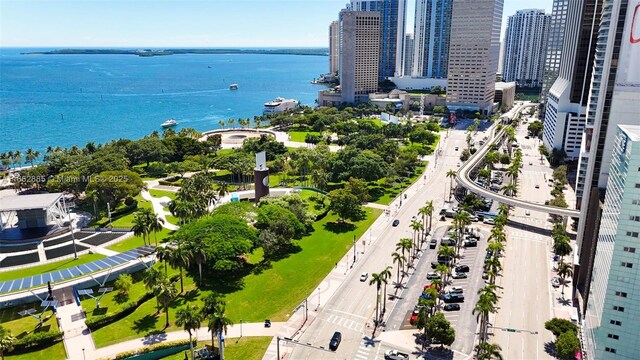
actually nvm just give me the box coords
[263,97,299,114]
[229,83,238,90]
[161,119,178,128]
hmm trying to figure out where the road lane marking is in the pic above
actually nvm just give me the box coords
[327,308,369,320]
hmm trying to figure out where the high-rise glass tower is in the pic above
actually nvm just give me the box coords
[412,0,453,78]
[583,124,640,359]
[540,0,570,109]
[502,9,550,87]
[350,0,407,80]
[446,0,503,112]
[329,20,340,74]
[403,33,414,76]
[541,0,599,161]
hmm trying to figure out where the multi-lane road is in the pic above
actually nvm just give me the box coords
[288,121,475,359]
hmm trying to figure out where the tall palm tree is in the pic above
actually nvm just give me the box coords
[453,212,471,259]
[410,220,422,257]
[156,246,173,275]
[391,252,405,285]
[5,152,13,170]
[484,256,502,284]
[553,239,572,264]
[475,341,503,360]
[25,148,36,167]
[11,151,22,169]
[446,169,457,202]
[0,153,11,170]
[380,266,392,314]
[188,241,208,285]
[157,279,178,328]
[487,241,504,256]
[170,245,191,293]
[228,118,235,129]
[144,209,165,246]
[424,201,434,234]
[395,239,413,272]
[368,272,385,325]
[438,245,456,268]
[488,228,506,243]
[207,304,233,360]
[501,183,518,197]
[131,212,149,246]
[168,199,193,225]
[143,267,166,311]
[0,325,16,360]
[557,261,574,297]
[176,304,203,360]
[473,295,498,343]
[218,120,225,130]
[436,263,450,285]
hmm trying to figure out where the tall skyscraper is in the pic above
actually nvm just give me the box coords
[329,20,340,74]
[573,5,640,358]
[337,9,381,103]
[411,0,453,78]
[446,0,503,112]
[540,0,570,108]
[542,0,598,161]
[582,124,640,360]
[502,9,550,87]
[349,0,407,80]
[403,33,414,76]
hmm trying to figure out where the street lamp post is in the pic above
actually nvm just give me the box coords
[353,235,356,265]
[240,319,243,338]
[316,287,320,311]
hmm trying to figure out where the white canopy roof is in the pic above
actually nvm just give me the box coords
[0,193,63,212]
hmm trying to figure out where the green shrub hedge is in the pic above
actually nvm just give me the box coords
[86,292,153,330]
[112,339,194,360]
[13,330,63,352]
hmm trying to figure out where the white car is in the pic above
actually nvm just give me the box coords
[483,218,495,225]
[551,278,561,287]
[525,210,531,216]
[452,272,467,279]
[450,286,464,293]
[427,272,441,280]
[360,272,369,282]
[411,215,417,222]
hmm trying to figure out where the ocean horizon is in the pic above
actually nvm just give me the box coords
[0,47,328,154]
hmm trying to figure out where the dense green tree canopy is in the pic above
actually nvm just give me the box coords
[85,169,143,207]
[172,214,257,271]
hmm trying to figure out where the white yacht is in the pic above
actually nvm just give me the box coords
[263,97,299,114]
[229,83,238,90]
[161,119,178,128]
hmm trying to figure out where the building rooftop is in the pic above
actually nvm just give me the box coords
[618,124,640,142]
[495,82,516,90]
[0,193,63,212]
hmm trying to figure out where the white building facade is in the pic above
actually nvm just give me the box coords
[502,9,550,87]
[412,0,452,78]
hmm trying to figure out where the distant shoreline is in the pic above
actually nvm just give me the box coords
[23,48,329,57]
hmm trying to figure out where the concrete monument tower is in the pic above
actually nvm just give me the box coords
[254,151,269,203]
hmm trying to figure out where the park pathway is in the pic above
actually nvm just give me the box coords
[90,321,284,360]
[54,287,96,360]
[141,179,179,231]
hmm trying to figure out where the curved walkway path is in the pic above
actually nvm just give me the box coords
[455,104,579,218]
[141,179,180,231]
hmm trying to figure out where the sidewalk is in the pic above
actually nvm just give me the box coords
[140,180,179,231]
[261,148,443,360]
[91,321,284,360]
[55,289,96,360]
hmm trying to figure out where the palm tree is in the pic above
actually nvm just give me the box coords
[170,245,191,293]
[419,201,434,235]
[131,212,149,246]
[201,293,226,347]
[501,183,518,197]
[473,294,498,343]
[446,169,457,202]
[168,199,193,225]
[208,304,233,360]
[228,118,235,129]
[395,239,413,272]
[11,150,22,169]
[391,252,405,285]
[156,246,173,275]
[488,228,506,243]
[143,267,166,311]
[176,304,203,360]
[484,256,502,284]
[144,209,165,246]
[410,220,422,257]
[218,120,225,130]
[368,272,385,325]
[25,148,36,167]
[557,261,574,297]
[188,241,208,285]
[380,266,392,314]
[0,326,16,360]
[436,263,450,285]
[438,245,456,268]
[453,212,471,258]
[487,241,504,256]
[157,279,178,328]
[475,341,503,360]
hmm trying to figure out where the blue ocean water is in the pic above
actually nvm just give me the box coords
[0,48,327,154]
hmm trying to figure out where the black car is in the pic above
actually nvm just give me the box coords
[392,219,400,227]
[329,331,342,351]
[429,239,437,249]
[455,265,470,273]
[444,303,461,311]
[463,240,477,247]
[431,261,439,269]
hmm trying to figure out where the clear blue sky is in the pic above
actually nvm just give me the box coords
[0,0,553,48]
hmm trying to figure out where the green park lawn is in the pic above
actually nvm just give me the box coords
[161,338,272,360]
[0,303,65,359]
[90,207,382,347]
[165,215,179,226]
[106,227,172,253]
[5,342,66,360]
[148,189,177,200]
[288,130,320,143]
[0,253,106,282]
[370,162,427,205]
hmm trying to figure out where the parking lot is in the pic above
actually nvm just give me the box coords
[385,222,492,355]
